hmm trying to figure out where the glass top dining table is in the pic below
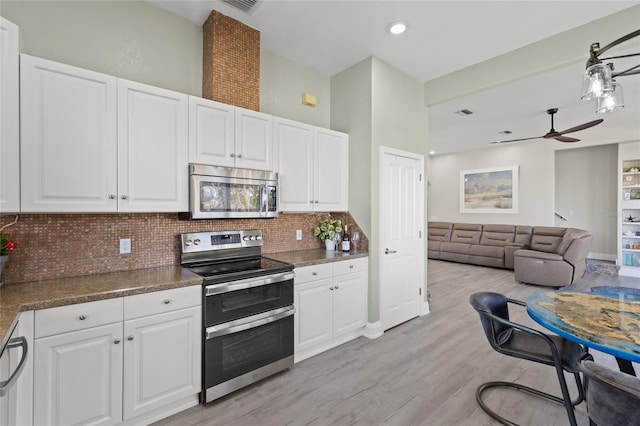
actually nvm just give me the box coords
[527,289,640,363]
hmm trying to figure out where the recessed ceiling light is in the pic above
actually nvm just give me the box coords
[387,21,408,35]
[429,151,436,155]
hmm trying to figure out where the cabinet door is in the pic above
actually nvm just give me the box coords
[332,271,367,338]
[0,18,19,213]
[118,79,188,212]
[122,306,201,421]
[20,54,118,212]
[314,128,348,212]
[274,118,314,212]
[294,278,333,354]
[33,323,123,426]
[235,107,273,171]
[188,96,235,167]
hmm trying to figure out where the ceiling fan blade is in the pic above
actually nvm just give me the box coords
[490,135,544,144]
[556,119,604,135]
[554,136,580,143]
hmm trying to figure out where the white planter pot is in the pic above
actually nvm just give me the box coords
[324,239,335,251]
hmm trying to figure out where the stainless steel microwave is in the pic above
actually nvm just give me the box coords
[187,164,278,219]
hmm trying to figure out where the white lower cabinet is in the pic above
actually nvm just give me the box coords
[294,257,368,362]
[33,286,201,426]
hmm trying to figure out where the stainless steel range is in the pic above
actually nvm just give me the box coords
[180,230,295,404]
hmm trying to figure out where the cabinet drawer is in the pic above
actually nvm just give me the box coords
[124,285,201,320]
[35,298,123,338]
[295,263,333,284]
[333,257,368,276]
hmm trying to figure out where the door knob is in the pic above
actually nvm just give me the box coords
[384,248,397,254]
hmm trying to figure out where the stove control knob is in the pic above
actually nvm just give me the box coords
[185,240,192,246]
[193,239,201,245]
[249,235,256,240]
[256,235,262,240]
[243,236,250,241]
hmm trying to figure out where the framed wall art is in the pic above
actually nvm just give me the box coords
[460,165,519,214]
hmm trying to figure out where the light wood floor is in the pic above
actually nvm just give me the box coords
[154,260,640,426]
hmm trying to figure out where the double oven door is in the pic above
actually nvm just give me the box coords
[202,271,294,403]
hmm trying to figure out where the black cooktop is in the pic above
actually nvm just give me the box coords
[187,256,293,283]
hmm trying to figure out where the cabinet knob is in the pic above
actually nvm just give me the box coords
[162,299,171,305]
[78,314,87,321]
[108,195,115,200]
[237,154,243,159]
[315,200,319,204]
[329,287,334,290]
[127,336,134,341]
[334,285,339,290]
[349,265,354,269]
[230,153,236,158]
[312,272,317,276]
[121,195,128,200]
[114,339,121,345]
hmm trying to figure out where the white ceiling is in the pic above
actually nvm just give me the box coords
[147,0,640,154]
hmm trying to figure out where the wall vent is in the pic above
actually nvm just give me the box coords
[222,0,262,14]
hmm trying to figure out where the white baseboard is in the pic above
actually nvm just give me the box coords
[421,300,430,316]
[363,321,383,339]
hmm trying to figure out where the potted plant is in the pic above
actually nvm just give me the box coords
[313,218,342,251]
[0,233,17,287]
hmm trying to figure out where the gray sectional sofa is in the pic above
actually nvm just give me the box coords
[427,222,592,287]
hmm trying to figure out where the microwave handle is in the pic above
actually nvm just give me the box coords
[260,182,268,216]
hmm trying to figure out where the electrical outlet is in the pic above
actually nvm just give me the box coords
[296,230,302,241]
[120,238,131,254]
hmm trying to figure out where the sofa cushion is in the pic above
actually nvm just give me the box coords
[530,227,566,253]
[480,224,515,247]
[514,249,564,262]
[451,223,482,245]
[441,242,471,255]
[428,222,453,242]
[556,228,590,255]
[470,244,505,258]
[514,226,533,246]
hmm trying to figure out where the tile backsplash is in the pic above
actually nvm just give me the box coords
[0,213,367,284]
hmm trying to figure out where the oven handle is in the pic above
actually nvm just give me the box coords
[0,337,28,398]
[205,271,295,296]
[205,306,295,339]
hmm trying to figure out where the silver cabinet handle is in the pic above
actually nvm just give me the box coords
[384,248,397,254]
[230,153,236,158]
[127,336,134,341]
[237,154,243,158]
[121,195,128,200]
[162,299,171,305]
[334,285,339,290]
[0,337,28,397]
[349,265,354,269]
[78,315,87,321]
[108,195,115,199]
[312,272,317,276]
[330,287,334,290]
[114,339,121,344]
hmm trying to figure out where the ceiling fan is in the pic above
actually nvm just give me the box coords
[491,108,604,144]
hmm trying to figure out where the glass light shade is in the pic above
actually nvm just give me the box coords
[581,63,613,101]
[596,81,624,113]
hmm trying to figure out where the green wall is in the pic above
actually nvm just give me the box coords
[331,57,428,323]
[424,5,640,106]
[1,0,202,96]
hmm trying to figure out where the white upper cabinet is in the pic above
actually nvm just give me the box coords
[277,117,348,212]
[0,18,20,213]
[20,54,119,212]
[20,55,188,213]
[188,97,235,167]
[189,99,273,171]
[118,80,188,212]
[234,107,273,171]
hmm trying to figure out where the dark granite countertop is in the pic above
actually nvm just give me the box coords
[0,249,369,351]
[267,248,368,268]
[0,266,202,351]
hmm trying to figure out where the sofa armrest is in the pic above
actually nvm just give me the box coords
[505,244,527,270]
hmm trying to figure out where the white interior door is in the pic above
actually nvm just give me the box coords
[380,147,424,330]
